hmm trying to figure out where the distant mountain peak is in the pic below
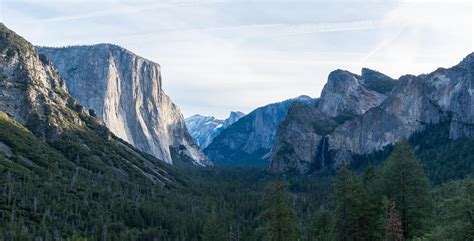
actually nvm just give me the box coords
[361,67,391,79]
[291,95,313,102]
[185,110,245,149]
[223,111,245,129]
[327,69,357,82]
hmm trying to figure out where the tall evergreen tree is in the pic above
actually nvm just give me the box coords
[362,165,385,240]
[310,211,336,241]
[201,208,226,241]
[334,162,372,241]
[384,202,404,241]
[258,181,301,241]
[379,140,432,239]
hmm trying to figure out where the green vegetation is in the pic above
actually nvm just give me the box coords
[360,69,398,94]
[0,23,36,55]
[257,181,301,241]
[0,111,472,240]
[352,119,474,185]
[379,141,432,239]
[362,77,397,95]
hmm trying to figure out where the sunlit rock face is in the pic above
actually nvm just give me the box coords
[0,23,83,138]
[270,54,474,174]
[38,44,211,166]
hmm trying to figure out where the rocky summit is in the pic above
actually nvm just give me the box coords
[270,55,474,174]
[185,111,245,149]
[38,45,211,166]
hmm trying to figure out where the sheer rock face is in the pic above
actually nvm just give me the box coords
[204,96,316,166]
[38,45,211,166]
[270,54,474,174]
[269,101,335,173]
[185,111,244,149]
[316,69,392,119]
[329,56,474,159]
[270,69,394,173]
[223,111,245,129]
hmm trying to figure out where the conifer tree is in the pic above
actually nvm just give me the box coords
[362,164,385,240]
[311,211,335,241]
[259,181,301,241]
[201,208,226,241]
[379,140,432,239]
[334,161,370,241]
[384,202,404,241]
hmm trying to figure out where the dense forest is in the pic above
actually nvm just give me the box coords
[0,105,473,241]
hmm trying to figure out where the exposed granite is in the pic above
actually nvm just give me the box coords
[38,45,211,166]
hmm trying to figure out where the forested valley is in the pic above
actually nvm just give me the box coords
[1,112,472,241]
[0,20,473,241]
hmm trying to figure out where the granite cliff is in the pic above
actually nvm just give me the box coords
[38,45,210,166]
[270,55,474,174]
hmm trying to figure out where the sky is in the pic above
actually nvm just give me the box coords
[1,0,473,119]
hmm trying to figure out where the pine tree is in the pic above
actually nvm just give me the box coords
[384,202,404,241]
[201,208,226,241]
[362,164,385,240]
[379,140,432,239]
[258,181,301,241]
[311,211,335,241]
[333,161,371,241]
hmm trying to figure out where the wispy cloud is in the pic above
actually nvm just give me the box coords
[2,0,472,118]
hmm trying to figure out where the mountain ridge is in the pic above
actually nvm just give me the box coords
[270,53,474,174]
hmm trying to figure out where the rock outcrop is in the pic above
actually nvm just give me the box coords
[38,45,211,166]
[328,56,474,160]
[270,68,397,173]
[205,96,316,166]
[223,111,245,129]
[0,23,78,137]
[270,54,474,174]
[185,111,244,149]
[315,69,392,120]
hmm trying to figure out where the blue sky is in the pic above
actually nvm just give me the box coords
[1,0,473,118]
